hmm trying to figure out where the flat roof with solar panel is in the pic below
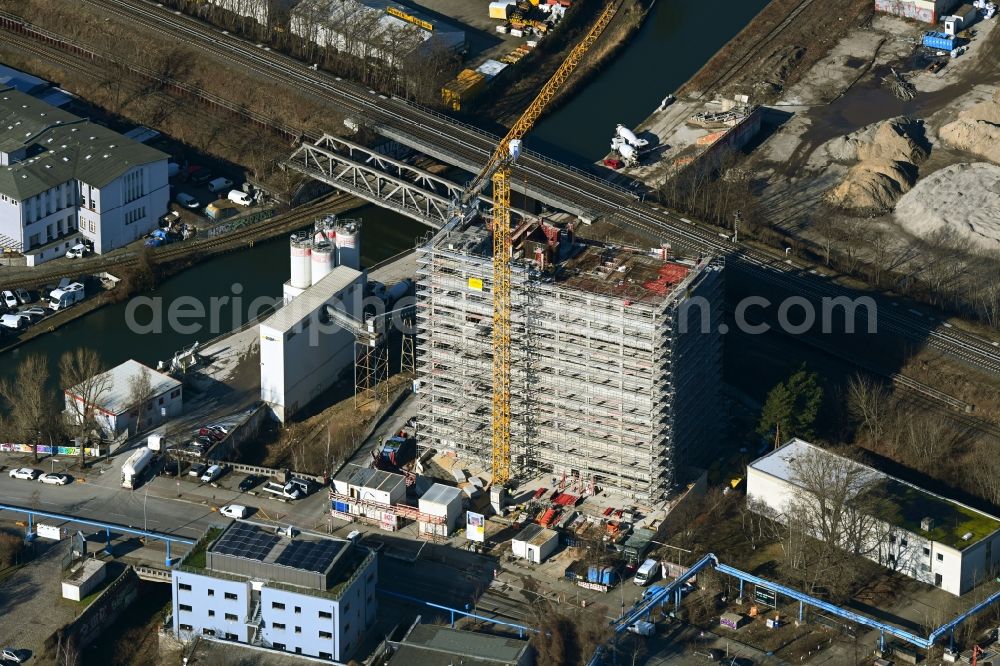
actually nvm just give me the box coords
[203,521,363,594]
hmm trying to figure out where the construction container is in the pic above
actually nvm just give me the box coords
[489,0,516,19]
[205,199,239,221]
[418,483,463,536]
[441,69,487,111]
[623,528,656,562]
[922,31,956,50]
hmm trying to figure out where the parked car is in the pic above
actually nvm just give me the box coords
[8,468,39,480]
[161,458,185,476]
[198,426,225,441]
[38,472,70,485]
[64,243,89,259]
[188,463,208,478]
[14,288,31,305]
[219,504,249,519]
[238,474,264,492]
[206,423,229,434]
[261,481,303,500]
[603,158,624,169]
[190,168,214,185]
[0,314,25,330]
[1,647,26,663]
[21,307,46,321]
[200,464,224,483]
[196,435,215,447]
[175,192,200,209]
[2,291,17,309]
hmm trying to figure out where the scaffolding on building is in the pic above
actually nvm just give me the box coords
[414,217,724,503]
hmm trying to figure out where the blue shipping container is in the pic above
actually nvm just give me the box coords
[601,566,616,586]
[587,565,599,583]
[333,501,348,513]
[923,31,955,50]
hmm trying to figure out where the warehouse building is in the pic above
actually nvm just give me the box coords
[63,359,182,439]
[0,88,169,265]
[415,216,724,504]
[172,522,377,661]
[260,264,366,422]
[747,439,1000,596]
[874,0,958,23]
[290,0,467,66]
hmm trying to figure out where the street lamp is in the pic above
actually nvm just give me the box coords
[51,459,59,473]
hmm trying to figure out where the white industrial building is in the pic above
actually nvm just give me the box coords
[874,0,958,23]
[284,217,362,303]
[0,88,169,265]
[260,264,365,422]
[290,0,467,66]
[511,524,559,564]
[418,483,463,537]
[747,439,1000,596]
[63,359,182,440]
[172,521,377,662]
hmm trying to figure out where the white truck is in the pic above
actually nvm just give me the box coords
[48,282,85,311]
[121,447,155,489]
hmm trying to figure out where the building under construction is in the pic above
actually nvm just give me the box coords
[414,216,724,504]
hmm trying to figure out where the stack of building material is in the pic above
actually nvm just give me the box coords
[441,69,487,111]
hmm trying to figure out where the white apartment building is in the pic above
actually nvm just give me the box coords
[0,88,169,265]
[747,438,1000,596]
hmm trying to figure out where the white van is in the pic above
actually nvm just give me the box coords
[207,177,234,193]
[227,189,252,206]
[633,558,660,586]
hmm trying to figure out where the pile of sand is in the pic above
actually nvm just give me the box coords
[939,89,1000,164]
[825,117,929,214]
[894,162,1000,250]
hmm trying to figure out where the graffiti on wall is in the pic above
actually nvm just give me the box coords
[874,0,936,23]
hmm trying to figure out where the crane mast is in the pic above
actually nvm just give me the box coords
[473,1,620,487]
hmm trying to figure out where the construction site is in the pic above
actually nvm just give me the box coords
[413,214,724,505]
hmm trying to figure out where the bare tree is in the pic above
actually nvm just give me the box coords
[60,348,111,468]
[128,366,155,436]
[0,354,54,462]
[846,374,891,444]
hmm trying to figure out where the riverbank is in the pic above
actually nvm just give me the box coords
[483,0,652,126]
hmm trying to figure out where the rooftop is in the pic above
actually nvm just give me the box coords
[64,359,180,415]
[184,521,372,597]
[750,438,1000,550]
[428,216,712,305]
[389,622,531,666]
[0,88,167,199]
[262,265,363,334]
[513,523,558,546]
[419,483,463,507]
[336,465,406,494]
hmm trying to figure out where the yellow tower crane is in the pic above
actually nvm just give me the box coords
[458,1,621,487]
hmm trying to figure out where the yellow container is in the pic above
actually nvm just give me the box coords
[441,69,487,111]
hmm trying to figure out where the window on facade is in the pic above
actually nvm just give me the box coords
[272,602,285,610]
[207,589,214,597]
[923,547,930,556]
[224,592,238,600]
[319,631,332,640]
[158,397,164,405]
[171,389,181,398]
[208,610,215,617]
[343,602,350,613]
[179,624,193,631]
[225,633,238,641]
[295,648,302,655]
[937,553,944,561]
[273,623,286,630]
[294,606,301,614]
[179,604,192,612]
[202,628,215,636]
[294,626,301,634]
[179,583,192,591]
[319,652,332,660]
[225,613,238,621]
[900,538,908,547]
[318,611,332,619]
[273,643,286,650]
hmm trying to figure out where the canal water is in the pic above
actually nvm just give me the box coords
[0,205,426,386]
[2,0,770,382]
[532,0,771,161]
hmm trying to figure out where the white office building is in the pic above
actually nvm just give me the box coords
[747,438,1000,596]
[63,359,182,440]
[0,88,169,265]
[172,521,377,662]
[260,265,365,422]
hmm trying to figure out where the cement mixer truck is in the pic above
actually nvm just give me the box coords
[616,124,648,148]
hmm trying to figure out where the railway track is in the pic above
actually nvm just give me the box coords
[7,0,1000,379]
[696,0,820,95]
[1,195,352,291]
